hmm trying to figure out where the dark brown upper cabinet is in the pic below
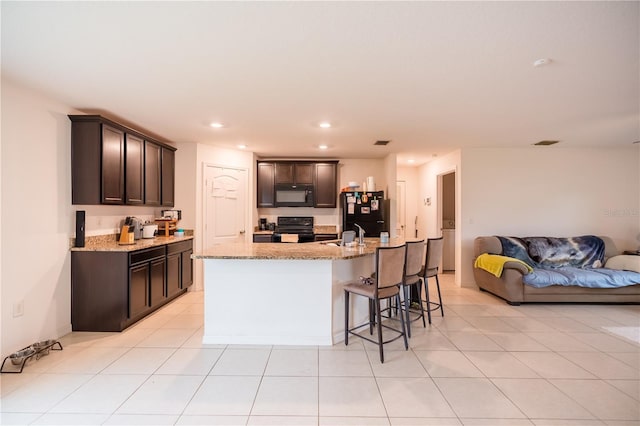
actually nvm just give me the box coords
[144,141,161,206]
[314,162,338,208]
[70,115,176,206]
[257,160,338,208]
[125,134,144,205]
[161,147,175,207]
[257,162,276,207]
[275,162,314,185]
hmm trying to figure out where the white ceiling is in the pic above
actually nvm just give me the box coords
[2,1,638,165]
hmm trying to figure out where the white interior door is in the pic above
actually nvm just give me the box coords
[396,181,406,238]
[204,165,247,248]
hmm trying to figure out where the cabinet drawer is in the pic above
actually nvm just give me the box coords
[129,246,166,265]
[314,233,338,242]
[253,234,273,243]
[167,240,193,254]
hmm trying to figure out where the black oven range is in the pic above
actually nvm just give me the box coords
[273,216,315,243]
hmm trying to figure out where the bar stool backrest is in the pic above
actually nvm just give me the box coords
[424,237,444,278]
[405,240,425,282]
[376,245,406,291]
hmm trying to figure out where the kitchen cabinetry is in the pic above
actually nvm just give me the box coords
[166,240,193,297]
[144,141,161,205]
[71,239,193,332]
[257,160,338,208]
[69,115,176,206]
[275,162,314,185]
[161,147,175,206]
[128,247,166,319]
[314,162,338,208]
[125,134,144,205]
[257,162,276,207]
[253,233,274,243]
[100,125,125,204]
[314,233,338,242]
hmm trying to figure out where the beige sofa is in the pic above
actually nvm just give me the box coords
[473,236,640,305]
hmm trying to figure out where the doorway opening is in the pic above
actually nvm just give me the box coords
[439,171,456,272]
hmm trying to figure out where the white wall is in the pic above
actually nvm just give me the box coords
[174,141,197,230]
[459,147,640,286]
[1,78,76,356]
[337,159,386,192]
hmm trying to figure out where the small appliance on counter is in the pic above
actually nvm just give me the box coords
[122,216,143,240]
[142,223,158,239]
[161,209,182,220]
[259,217,268,231]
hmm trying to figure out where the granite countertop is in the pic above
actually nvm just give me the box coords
[71,235,194,252]
[193,237,415,260]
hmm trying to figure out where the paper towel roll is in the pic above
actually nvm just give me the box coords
[366,176,375,191]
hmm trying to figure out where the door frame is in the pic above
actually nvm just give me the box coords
[396,180,406,238]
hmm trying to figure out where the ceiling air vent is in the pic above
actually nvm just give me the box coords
[374,140,390,146]
[533,140,560,146]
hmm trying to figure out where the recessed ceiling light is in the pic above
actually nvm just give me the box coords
[237,144,247,149]
[210,122,224,128]
[319,122,331,129]
[318,144,328,150]
[533,58,552,67]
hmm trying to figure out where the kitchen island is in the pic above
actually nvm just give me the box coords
[193,238,408,345]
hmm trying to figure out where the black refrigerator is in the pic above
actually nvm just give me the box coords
[340,191,387,238]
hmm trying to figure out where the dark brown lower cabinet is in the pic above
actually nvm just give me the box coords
[149,257,167,306]
[129,263,150,319]
[167,240,193,296]
[72,239,193,332]
[166,252,181,297]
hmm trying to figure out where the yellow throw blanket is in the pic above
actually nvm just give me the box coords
[474,253,533,277]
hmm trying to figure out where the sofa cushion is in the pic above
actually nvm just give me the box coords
[606,255,640,273]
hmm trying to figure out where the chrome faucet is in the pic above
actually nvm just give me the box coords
[354,223,365,246]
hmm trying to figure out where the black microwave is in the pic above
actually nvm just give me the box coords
[275,184,314,207]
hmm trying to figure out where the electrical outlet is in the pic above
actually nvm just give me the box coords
[13,300,24,317]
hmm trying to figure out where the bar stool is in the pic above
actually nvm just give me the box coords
[344,244,408,363]
[420,237,445,324]
[402,240,426,336]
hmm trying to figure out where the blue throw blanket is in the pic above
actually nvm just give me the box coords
[497,235,640,289]
[523,267,640,288]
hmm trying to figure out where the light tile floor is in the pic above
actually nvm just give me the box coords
[1,274,639,425]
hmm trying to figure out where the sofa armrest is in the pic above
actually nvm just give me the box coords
[474,236,503,257]
[503,261,531,275]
